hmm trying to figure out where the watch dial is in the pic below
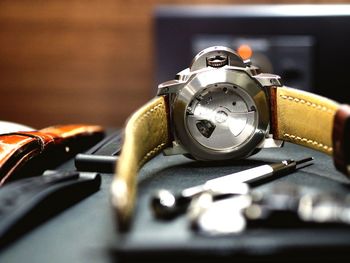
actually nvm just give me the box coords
[186,84,257,151]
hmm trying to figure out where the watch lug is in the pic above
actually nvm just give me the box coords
[175,68,190,81]
[257,135,284,149]
[158,68,191,95]
[163,141,189,156]
[253,73,282,87]
[157,80,183,95]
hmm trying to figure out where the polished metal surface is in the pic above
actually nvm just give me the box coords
[186,84,256,151]
[189,194,252,236]
[173,68,269,160]
[158,46,281,160]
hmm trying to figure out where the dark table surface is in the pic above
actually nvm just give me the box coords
[1,141,350,262]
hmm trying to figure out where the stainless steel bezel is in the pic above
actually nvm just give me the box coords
[172,67,270,160]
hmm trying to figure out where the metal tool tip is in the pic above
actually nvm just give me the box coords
[296,157,314,165]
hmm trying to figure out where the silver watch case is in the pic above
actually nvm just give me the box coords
[158,46,282,161]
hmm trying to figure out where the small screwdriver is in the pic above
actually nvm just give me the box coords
[151,157,313,219]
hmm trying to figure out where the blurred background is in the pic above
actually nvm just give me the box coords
[1,0,349,129]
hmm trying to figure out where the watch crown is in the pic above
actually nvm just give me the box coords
[206,55,228,68]
[190,46,245,71]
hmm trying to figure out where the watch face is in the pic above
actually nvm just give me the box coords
[186,84,257,151]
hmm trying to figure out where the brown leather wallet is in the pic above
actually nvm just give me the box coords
[0,124,104,185]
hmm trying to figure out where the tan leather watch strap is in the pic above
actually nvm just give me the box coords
[270,86,340,155]
[112,96,170,230]
[112,86,349,230]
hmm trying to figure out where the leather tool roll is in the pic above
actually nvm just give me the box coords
[0,124,104,185]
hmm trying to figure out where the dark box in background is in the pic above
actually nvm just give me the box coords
[154,4,350,103]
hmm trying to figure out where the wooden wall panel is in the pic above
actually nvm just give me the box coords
[0,0,349,129]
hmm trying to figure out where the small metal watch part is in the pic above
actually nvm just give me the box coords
[195,120,216,138]
[189,193,252,235]
[298,193,350,224]
[206,55,228,68]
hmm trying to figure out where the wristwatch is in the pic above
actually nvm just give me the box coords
[111,46,350,230]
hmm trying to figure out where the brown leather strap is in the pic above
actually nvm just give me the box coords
[0,136,41,184]
[270,86,340,155]
[0,124,104,185]
[332,105,350,175]
[111,96,170,230]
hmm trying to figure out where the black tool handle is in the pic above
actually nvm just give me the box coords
[74,130,122,173]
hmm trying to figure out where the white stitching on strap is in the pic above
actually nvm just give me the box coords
[279,94,335,114]
[133,101,167,166]
[283,133,332,152]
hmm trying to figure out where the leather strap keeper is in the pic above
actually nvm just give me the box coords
[332,105,350,176]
